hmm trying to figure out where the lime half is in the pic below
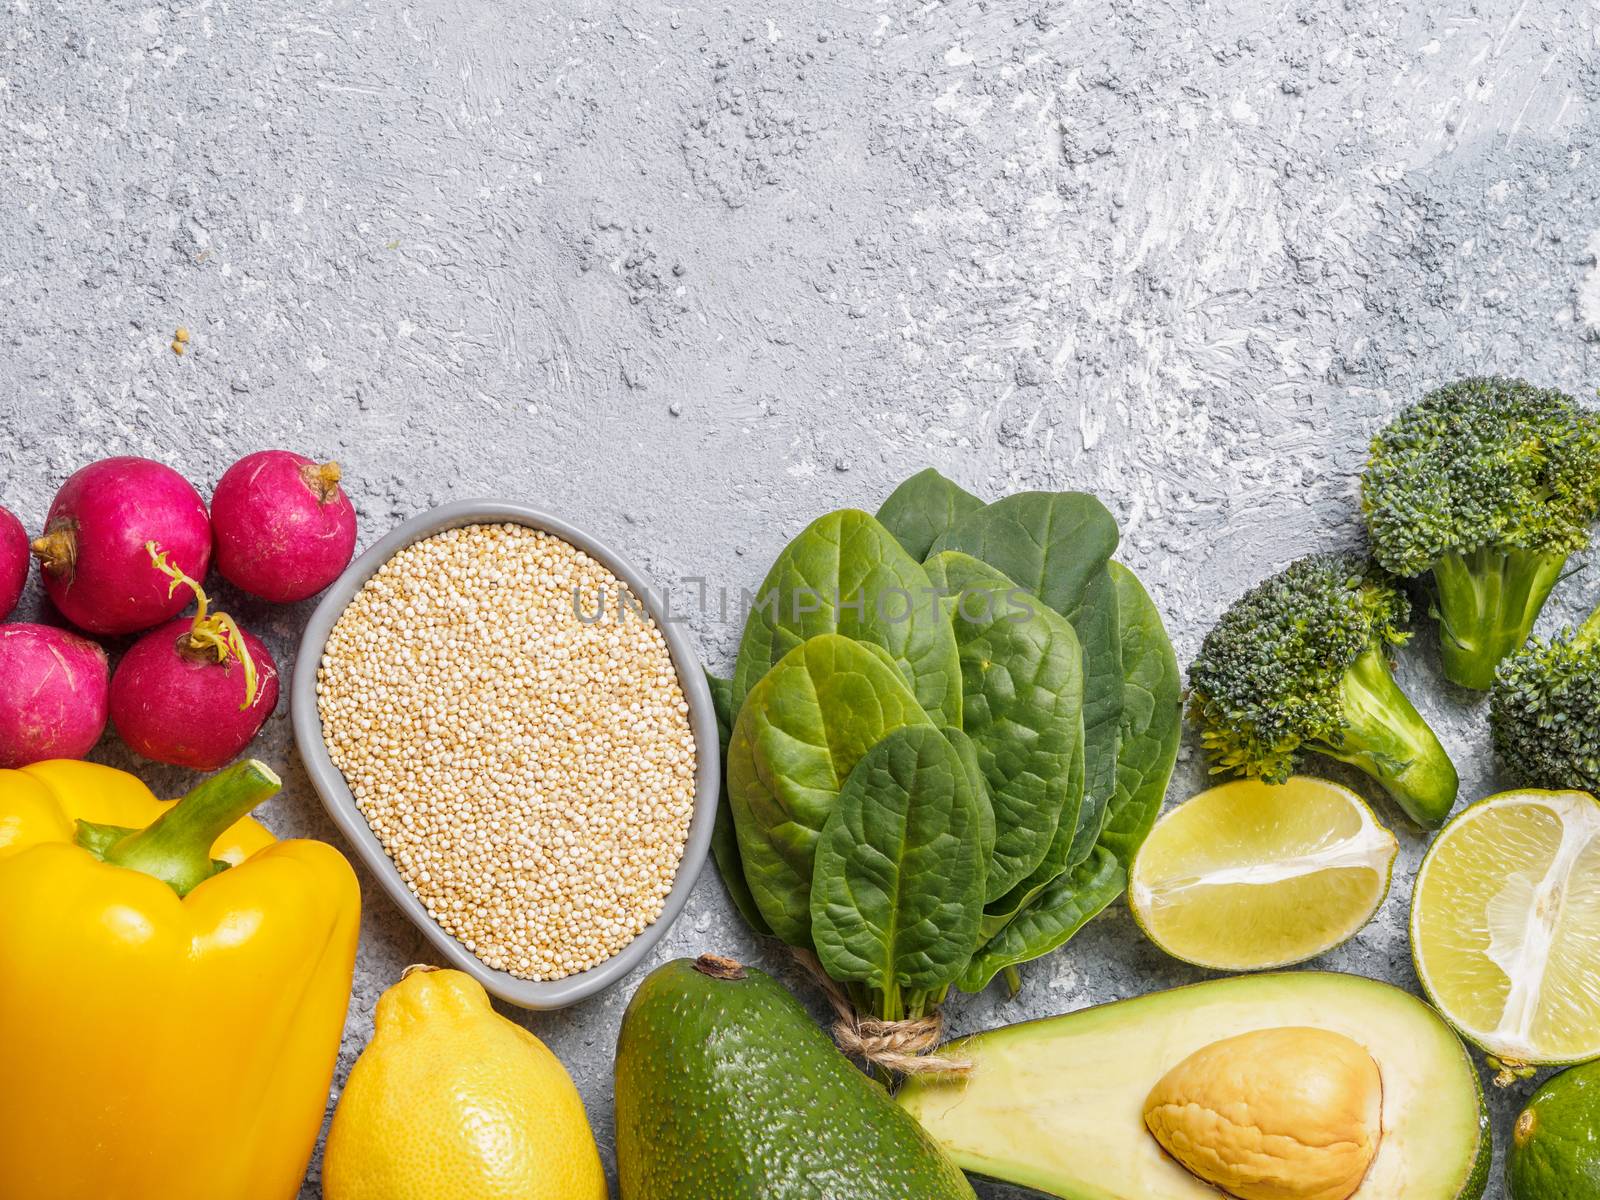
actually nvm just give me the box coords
[1412,789,1600,1072]
[1129,777,1398,970]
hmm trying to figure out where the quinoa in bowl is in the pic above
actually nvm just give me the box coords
[294,502,716,1008]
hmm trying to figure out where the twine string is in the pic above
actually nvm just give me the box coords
[790,949,972,1077]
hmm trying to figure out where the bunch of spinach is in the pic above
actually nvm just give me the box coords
[709,469,1182,1022]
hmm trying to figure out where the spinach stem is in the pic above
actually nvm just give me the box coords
[883,984,904,1022]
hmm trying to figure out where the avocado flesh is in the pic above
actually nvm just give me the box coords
[615,956,976,1200]
[898,972,1488,1200]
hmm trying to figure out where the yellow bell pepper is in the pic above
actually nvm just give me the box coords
[0,758,360,1200]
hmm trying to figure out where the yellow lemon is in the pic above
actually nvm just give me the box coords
[323,967,608,1200]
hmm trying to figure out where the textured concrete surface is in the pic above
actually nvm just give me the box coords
[5,1,1600,1195]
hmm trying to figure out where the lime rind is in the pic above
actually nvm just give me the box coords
[1129,776,1400,972]
[1411,789,1600,1073]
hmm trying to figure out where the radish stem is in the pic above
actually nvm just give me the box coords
[300,459,344,503]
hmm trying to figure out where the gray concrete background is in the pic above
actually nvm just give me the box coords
[4,1,1599,1195]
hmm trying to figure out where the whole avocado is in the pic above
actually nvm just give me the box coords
[614,955,976,1200]
[1509,1060,1600,1199]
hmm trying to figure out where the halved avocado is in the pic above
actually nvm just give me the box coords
[898,972,1489,1200]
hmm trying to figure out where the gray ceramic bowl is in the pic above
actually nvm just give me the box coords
[291,499,719,1010]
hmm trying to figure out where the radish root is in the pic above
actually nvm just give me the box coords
[146,542,261,710]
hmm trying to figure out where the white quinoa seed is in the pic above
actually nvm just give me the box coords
[316,523,697,981]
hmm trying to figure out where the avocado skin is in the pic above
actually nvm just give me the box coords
[1461,1066,1492,1200]
[938,1099,1489,1200]
[614,957,976,1200]
[1509,1060,1600,1200]
[958,1151,1490,1200]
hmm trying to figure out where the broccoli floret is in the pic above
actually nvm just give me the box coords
[1491,604,1600,794]
[1189,553,1459,827]
[1362,377,1600,691]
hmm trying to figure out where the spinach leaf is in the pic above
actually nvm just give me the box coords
[978,733,1083,939]
[876,468,985,561]
[706,672,773,936]
[964,564,1180,983]
[956,845,1123,994]
[931,493,1123,873]
[925,551,1085,901]
[929,491,1120,616]
[1098,563,1182,869]
[727,634,936,946]
[810,726,987,997]
[1060,568,1122,867]
[942,725,994,867]
[732,509,962,727]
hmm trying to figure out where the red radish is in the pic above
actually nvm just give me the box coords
[0,506,28,618]
[110,547,279,770]
[0,624,110,768]
[32,457,212,636]
[211,451,357,603]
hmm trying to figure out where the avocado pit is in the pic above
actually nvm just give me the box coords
[1143,1026,1382,1200]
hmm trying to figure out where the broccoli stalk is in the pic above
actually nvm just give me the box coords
[1431,547,1570,691]
[1328,646,1461,824]
[1362,377,1600,691]
[1491,603,1600,794]
[1574,603,1600,651]
[1189,553,1460,827]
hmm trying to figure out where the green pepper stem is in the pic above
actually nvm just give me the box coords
[78,760,281,897]
[74,820,137,859]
